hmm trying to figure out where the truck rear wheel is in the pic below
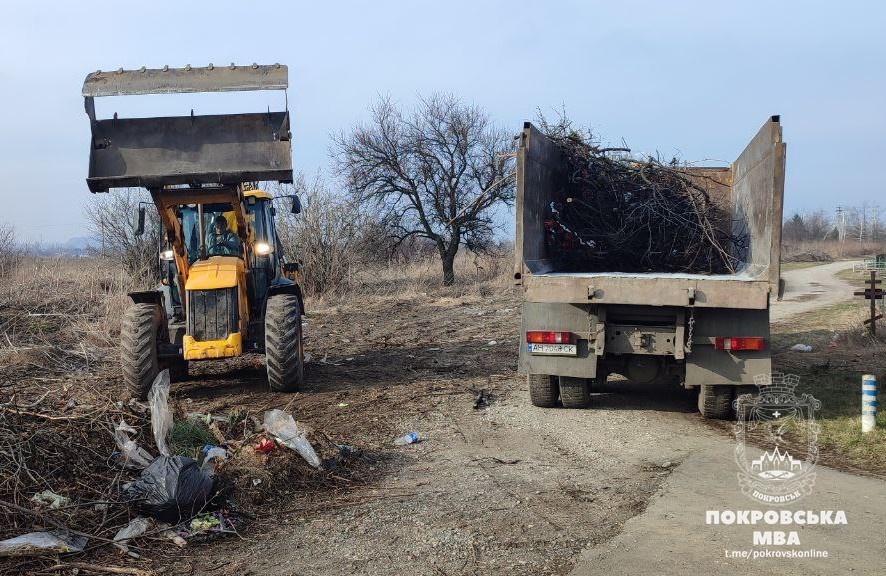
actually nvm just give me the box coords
[265,294,304,392]
[698,385,734,419]
[560,376,590,409]
[528,374,558,407]
[121,303,164,400]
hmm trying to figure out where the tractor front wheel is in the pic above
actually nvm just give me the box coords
[120,303,164,400]
[265,294,304,392]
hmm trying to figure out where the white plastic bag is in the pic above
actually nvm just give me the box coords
[200,447,228,476]
[113,517,152,553]
[0,531,86,557]
[262,409,322,468]
[148,370,173,456]
[113,419,154,469]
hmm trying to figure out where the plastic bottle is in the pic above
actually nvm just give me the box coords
[393,432,421,446]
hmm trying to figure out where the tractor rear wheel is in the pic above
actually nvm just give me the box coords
[120,303,164,400]
[265,294,304,392]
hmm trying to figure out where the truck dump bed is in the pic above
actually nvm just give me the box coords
[515,117,785,310]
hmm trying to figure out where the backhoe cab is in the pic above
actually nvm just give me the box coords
[83,64,306,398]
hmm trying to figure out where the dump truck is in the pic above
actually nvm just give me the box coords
[515,116,786,418]
[83,64,306,398]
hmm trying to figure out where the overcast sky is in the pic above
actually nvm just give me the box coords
[0,0,883,243]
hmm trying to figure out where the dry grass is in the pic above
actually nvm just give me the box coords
[772,298,886,474]
[303,248,514,308]
[0,257,134,379]
[783,239,886,260]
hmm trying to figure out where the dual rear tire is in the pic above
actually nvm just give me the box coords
[528,374,590,409]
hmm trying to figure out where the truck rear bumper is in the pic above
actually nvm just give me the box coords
[518,302,771,386]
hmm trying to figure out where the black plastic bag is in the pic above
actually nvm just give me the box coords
[125,455,216,523]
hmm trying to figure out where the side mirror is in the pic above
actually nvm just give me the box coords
[291,195,302,215]
[134,206,146,237]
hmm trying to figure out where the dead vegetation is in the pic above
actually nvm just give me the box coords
[0,250,513,574]
[538,116,747,274]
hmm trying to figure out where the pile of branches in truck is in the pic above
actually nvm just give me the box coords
[540,119,748,274]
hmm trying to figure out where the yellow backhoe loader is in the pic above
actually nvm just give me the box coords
[83,64,306,398]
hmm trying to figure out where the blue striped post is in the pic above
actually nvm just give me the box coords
[862,374,877,433]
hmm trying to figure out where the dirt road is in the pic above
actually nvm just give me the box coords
[175,263,881,575]
[771,260,859,322]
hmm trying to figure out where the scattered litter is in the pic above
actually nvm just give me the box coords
[487,340,497,346]
[113,420,154,470]
[113,517,151,554]
[148,370,174,457]
[263,409,322,468]
[791,343,813,352]
[200,446,228,476]
[304,352,313,362]
[252,478,263,487]
[393,432,422,446]
[337,402,348,408]
[30,490,70,509]
[125,455,216,523]
[0,531,87,557]
[161,528,187,548]
[253,438,275,453]
[346,357,354,361]
[177,510,243,542]
[428,347,441,351]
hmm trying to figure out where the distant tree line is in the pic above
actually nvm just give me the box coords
[783,204,885,244]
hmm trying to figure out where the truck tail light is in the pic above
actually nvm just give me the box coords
[715,337,765,351]
[526,331,574,344]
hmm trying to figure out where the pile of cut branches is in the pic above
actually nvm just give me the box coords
[539,117,747,274]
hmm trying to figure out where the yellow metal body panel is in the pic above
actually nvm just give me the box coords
[184,257,250,359]
[186,257,241,290]
[183,332,242,360]
[244,188,272,200]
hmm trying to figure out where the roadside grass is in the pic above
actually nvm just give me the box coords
[772,299,886,475]
[781,261,827,272]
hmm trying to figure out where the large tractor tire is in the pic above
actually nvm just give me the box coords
[120,303,164,400]
[698,385,734,419]
[559,376,590,409]
[528,374,559,407]
[265,294,304,392]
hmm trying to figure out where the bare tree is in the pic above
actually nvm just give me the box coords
[84,189,162,286]
[333,94,515,285]
[273,174,393,295]
[0,222,23,279]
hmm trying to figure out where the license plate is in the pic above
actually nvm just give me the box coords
[527,343,577,356]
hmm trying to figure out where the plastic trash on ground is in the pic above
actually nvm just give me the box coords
[113,419,154,470]
[124,455,216,523]
[262,409,322,468]
[30,490,70,509]
[148,370,173,456]
[0,531,87,557]
[393,432,421,446]
[113,517,152,553]
[200,446,228,476]
[791,343,813,352]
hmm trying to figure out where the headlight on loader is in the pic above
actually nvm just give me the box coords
[254,242,274,256]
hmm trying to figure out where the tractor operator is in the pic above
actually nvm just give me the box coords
[208,215,240,256]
